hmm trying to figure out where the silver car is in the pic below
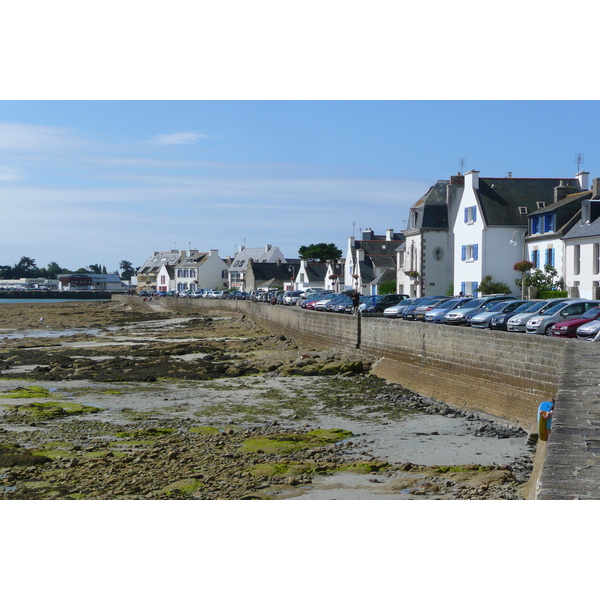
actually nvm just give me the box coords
[506,298,565,332]
[576,319,600,340]
[469,300,529,329]
[444,295,516,325]
[525,299,599,335]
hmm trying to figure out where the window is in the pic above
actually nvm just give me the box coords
[595,244,600,275]
[461,244,478,261]
[543,214,554,233]
[574,245,581,276]
[464,206,477,224]
[519,207,528,215]
[531,216,540,234]
[531,249,540,268]
[537,202,546,209]
[545,248,555,268]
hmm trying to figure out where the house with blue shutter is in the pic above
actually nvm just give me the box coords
[525,179,589,279]
[452,170,584,297]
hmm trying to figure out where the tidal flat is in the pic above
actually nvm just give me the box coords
[0,300,533,499]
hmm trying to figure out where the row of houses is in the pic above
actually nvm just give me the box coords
[136,168,600,299]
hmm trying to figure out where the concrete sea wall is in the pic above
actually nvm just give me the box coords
[116,296,600,499]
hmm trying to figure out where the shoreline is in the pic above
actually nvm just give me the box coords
[0,301,534,499]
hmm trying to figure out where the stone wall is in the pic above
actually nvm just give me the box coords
[118,296,600,498]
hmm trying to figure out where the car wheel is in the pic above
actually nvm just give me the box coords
[545,324,554,336]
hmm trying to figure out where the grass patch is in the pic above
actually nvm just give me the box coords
[0,385,54,399]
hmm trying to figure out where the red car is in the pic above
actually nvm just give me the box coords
[550,306,600,338]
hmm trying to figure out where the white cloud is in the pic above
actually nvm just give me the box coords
[149,131,210,145]
[0,165,25,181]
[0,122,82,151]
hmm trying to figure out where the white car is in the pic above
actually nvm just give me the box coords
[506,298,565,332]
[525,299,599,335]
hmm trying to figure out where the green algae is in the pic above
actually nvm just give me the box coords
[190,426,221,435]
[6,401,105,420]
[115,427,176,438]
[0,385,54,399]
[243,428,352,454]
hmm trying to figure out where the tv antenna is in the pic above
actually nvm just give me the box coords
[576,153,584,172]
[352,221,356,237]
[459,158,466,174]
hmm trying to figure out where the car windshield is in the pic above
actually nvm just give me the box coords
[481,301,506,312]
[438,299,459,309]
[512,301,536,314]
[582,307,600,319]
[543,302,568,316]
[522,300,547,313]
[462,299,485,308]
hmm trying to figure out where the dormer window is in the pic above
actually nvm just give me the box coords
[537,202,546,209]
[519,207,528,215]
[464,206,477,224]
[582,202,591,224]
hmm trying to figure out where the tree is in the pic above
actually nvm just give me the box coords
[378,280,397,295]
[88,264,103,274]
[12,256,38,278]
[119,260,136,280]
[476,275,512,295]
[298,243,342,263]
[516,264,564,293]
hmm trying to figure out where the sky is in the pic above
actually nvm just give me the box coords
[2,99,600,274]
[4,1,597,591]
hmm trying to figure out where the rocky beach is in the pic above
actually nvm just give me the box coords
[0,299,534,500]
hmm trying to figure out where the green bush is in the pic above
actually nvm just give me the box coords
[538,290,568,299]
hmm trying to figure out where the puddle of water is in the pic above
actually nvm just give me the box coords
[0,328,100,340]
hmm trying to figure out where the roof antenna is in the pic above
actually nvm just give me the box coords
[576,153,584,172]
[459,158,466,174]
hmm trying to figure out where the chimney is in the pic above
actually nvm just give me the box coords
[465,170,479,189]
[265,244,272,252]
[593,178,600,199]
[386,228,394,241]
[449,174,464,186]
[356,248,365,263]
[362,228,374,240]
[276,257,281,267]
[576,170,590,191]
[554,180,574,203]
[507,172,513,178]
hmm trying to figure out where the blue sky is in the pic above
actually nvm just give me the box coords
[1,100,600,273]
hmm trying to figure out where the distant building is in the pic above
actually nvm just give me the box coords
[227,245,286,291]
[59,273,128,291]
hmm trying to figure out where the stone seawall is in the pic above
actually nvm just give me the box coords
[116,296,600,498]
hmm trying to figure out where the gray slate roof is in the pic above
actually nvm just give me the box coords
[477,178,580,227]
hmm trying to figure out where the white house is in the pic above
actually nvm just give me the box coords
[453,170,583,297]
[345,228,403,295]
[137,250,183,292]
[562,180,600,299]
[399,175,464,297]
[174,250,229,293]
[227,245,286,291]
[295,259,327,291]
[524,179,590,292]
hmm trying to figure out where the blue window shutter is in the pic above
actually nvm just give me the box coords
[550,248,555,267]
[464,207,468,223]
[473,244,479,260]
[461,245,466,261]
[472,206,477,222]
[473,282,478,297]
[461,281,466,295]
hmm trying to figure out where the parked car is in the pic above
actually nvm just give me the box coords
[526,299,600,335]
[362,294,409,314]
[404,296,450,321]
[424,298,472,323]
[444,295,516,325]
[383,297,419,319]
[358,295,380,313]
[282,290,302,305]
[469,300,530,329]
[305,293,335,310]
[549,306,600,338]
[489,300,537,330]
[576,319,600,340]
[315,293,345,311]
[505,298,566,333]
[299,287,325,299]
[228,290,247,300]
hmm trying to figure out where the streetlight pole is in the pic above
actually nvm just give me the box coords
[510,230,527,299]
